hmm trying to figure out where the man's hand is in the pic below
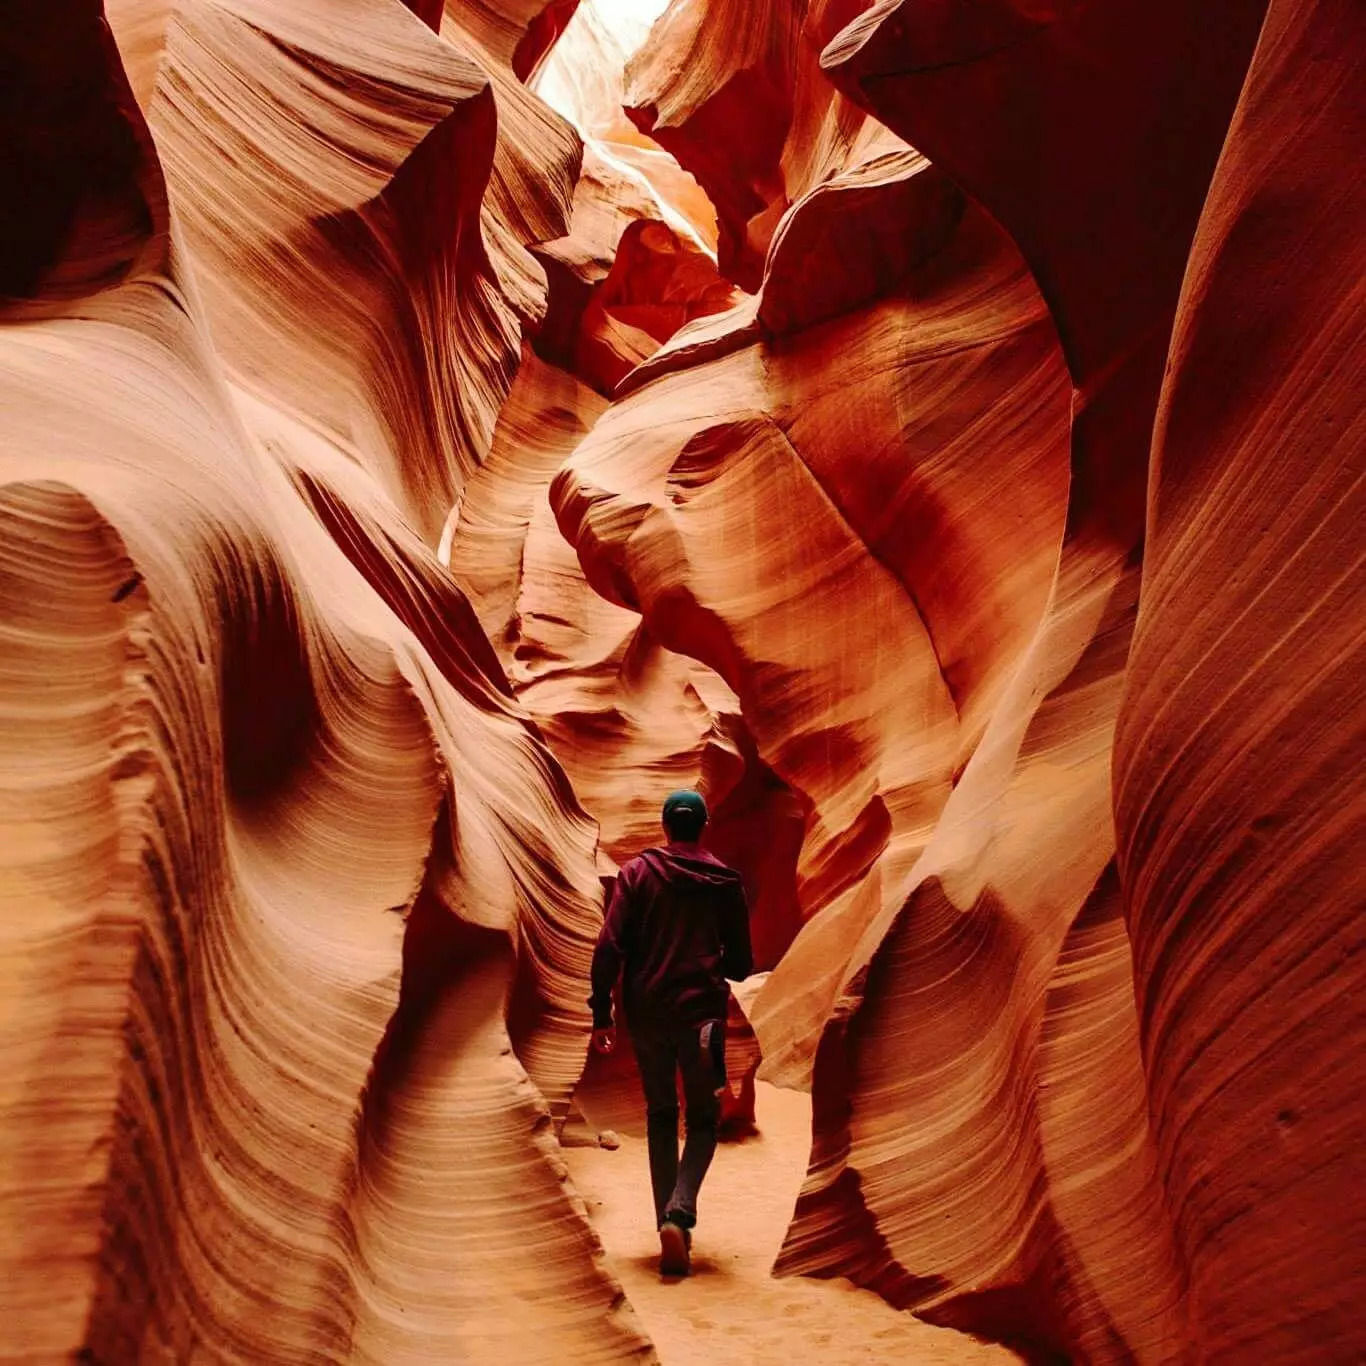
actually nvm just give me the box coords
[591,1027,616,1056]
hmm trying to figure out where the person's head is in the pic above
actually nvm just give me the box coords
[662,789,708,843]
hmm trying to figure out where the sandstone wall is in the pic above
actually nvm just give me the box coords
[1,0,1361,1361]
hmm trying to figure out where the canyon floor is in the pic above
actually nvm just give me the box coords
[565,1083,1020,1365]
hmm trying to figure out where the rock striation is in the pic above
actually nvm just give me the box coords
[2,0,1362,1361]
[553,0,1363,1360]
[1113,0,1366,1353]
[0,1,649,1361]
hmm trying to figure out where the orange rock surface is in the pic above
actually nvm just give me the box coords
[1113,0,1366,1353]
[0,2,645,1360]
[3,0,1362,1361]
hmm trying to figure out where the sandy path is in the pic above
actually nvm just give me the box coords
[563,1083,1020,1365]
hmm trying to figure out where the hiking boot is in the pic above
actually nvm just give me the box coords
[658,1218,691,1276]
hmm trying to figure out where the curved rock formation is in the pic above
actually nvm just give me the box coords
[740,0,1276,1356]
[622,0,896,290]
[557,0,1360,1359]
[1113,0,1366,1354]
[0,2,649,1360]
[4,0,1361,1360]
[555,198,1071,1087]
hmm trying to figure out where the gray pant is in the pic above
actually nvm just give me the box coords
[633,1019,725,1229]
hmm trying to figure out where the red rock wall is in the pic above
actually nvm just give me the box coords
[1113,0,1366,1355]
[737,0,1273,1357]
[2,0,1361,1360]
[0,2,647,1360]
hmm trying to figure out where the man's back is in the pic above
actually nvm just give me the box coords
[590,841,751,1032]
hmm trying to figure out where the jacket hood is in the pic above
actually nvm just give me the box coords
[639,844,743,890]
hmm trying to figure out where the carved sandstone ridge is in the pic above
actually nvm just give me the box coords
[553,196,1072,1085]
[442,8,785,1136]
[760,0,1277,1356]
[614,137,969,396]
[0,5,652,1361]
[1113,0,1366,1354]
[113,0,580,549]
[621,0,918,292]
[130,0,606,1115]
[4,0,1362,1361]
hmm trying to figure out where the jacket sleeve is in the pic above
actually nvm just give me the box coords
[720,879,753,982]
[588,866,633,1029]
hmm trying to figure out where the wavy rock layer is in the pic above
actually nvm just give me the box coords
[556,201,1071,1083]
[1114,0,1366,1355]
[622,0,906,291]
[754,1,1284,1357]
[4,0,1362,1361]
[555,0,1361,1362]
[443,10,785,1136]
[0,3,650,1362]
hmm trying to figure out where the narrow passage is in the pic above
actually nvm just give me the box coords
[563,1082,1021,1365]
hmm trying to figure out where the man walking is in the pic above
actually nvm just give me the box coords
[588,790,752,1276]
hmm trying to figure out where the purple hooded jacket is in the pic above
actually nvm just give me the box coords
[588,843,752,1031]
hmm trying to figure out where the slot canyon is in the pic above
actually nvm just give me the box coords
[1,0,1362,1361]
